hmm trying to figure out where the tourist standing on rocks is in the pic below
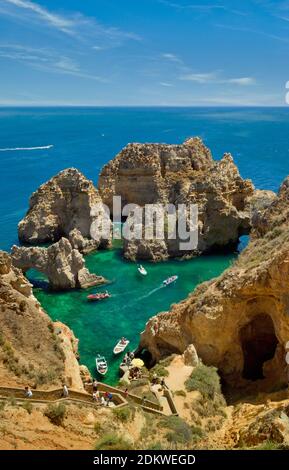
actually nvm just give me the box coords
[24,386,33,398]
[92,379,98,392]
[62,384,69,398]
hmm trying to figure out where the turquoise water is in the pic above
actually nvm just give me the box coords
[1,106,289,383]
[33,248,235,384]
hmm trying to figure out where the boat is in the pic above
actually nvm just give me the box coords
[138,264,147,276]
[113,338,130,355]
[87,291,110,301]
[95,355,108,376]
[162,275,178,286]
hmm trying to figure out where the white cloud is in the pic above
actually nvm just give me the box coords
[180,71,256,86]
[159,82,174,87]
[0,44,106,81]
[226,77,256,86]
[180,72,218,83]
[162,53,183,64]
[1,0,141,45]
[4,0,74,33]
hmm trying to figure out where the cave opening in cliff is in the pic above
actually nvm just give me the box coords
[240,314,278,381]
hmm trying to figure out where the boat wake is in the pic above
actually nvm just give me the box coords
[0,145,54,152]
[137,285,164,301]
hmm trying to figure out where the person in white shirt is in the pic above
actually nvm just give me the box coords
[62,384,69,398]
[25,386,33,398]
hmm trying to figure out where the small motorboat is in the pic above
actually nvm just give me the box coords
[95,355,108,376]
[138,264,147,276]
[87,291,110,301]
[113,338,130,355]
[162,275,178,286]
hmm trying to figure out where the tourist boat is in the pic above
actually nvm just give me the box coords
[113,338,130,355]
[95,355,108,376]
[137,264,147,276]
[162,275,178,286]
[87,292,110,301]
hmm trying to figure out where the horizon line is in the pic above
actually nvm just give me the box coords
[0,104,287,108]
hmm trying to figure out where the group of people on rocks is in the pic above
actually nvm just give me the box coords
[129,367,143,381]
[91,379,113,406]
[122,350,135,367]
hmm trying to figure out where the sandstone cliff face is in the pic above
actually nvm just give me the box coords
[99,138,260,260]
[11,238,106,291]
[18,168,111,252]
[139,177,289,393]
[0,251,84,389]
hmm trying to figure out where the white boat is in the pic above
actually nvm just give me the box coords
[163,275,178,286]
[95,355,108,376]
[138,265,147,276]
[113,338,130,355]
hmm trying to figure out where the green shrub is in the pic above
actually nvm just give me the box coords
[94,421,103,434]
[113,406,131,422]
[255,440,282,450]
[128,378,149,390]
[191,425,205,440]
[147,441,165,450]
[22,401,33,414]
[174,390,186,397]
[95,433,133,450]
[150,363,169,378]
[44,403,66,426]
[185,364,221,399]
[161,416,192,444]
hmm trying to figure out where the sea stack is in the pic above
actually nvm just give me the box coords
[18,168,111,253]
[99,137,271,260]
[11,238,107,290]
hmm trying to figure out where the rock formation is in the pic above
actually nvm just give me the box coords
[0,251,84,389]
[99,137,268,260]
[138,176,289,393]
[18,168,111,252]
[11,238,106,290]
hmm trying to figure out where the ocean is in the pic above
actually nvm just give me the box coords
[1,106,289,384]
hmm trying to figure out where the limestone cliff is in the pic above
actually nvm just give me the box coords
[0,251,84,389]
[139,176,289,393]
[18,168,111,252]
[99,138,265,260]
[11,238,107,291]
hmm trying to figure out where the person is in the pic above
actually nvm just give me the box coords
[92,392,97,401]
[141,396,147,406]
[100,395,106,406]
[124,388,128,398]
[285,341,289,388]
[152,372,158,384]
[92,379,98,392]
[160,377,166,389]
[106,392,113,406]
[62,384,69,398]
[24,386,33,398]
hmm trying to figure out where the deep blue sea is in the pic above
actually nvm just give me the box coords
[1,106,289,383]
[1,106,289,252]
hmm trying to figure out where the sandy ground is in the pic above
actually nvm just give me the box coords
[164,355,199,421]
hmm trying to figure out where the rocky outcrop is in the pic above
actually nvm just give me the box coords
[0,251,84,389]
[18,168,111,252]
[11,238,107,290]
[99,138,263,260]
[139,176,289,393]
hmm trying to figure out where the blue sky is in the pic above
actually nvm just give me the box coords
[0,0,289,105]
